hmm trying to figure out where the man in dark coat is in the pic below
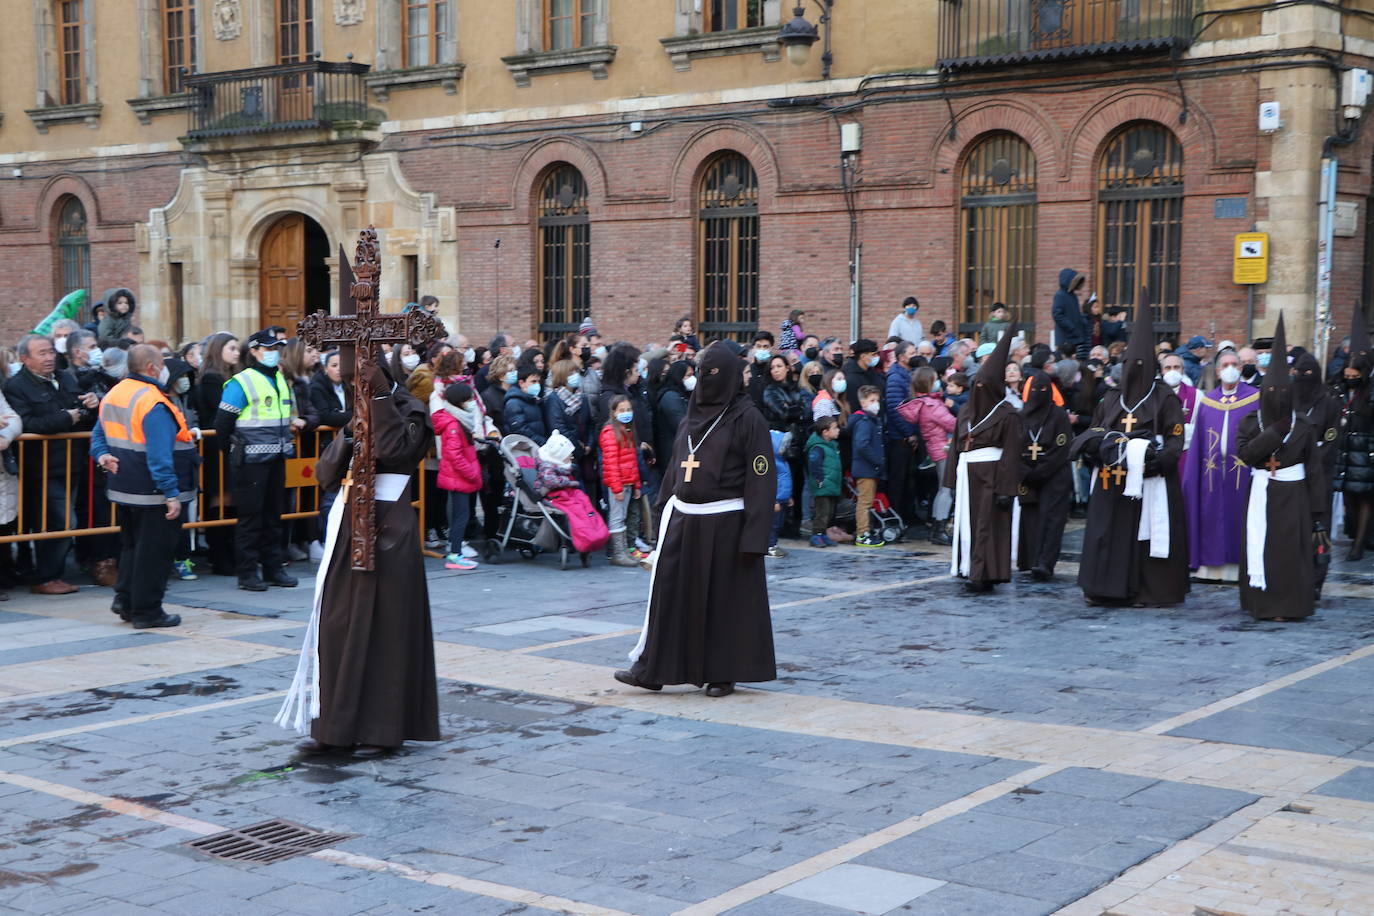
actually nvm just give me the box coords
[1017,370,1073,580]
[1237,315,1325,621]
[1333,308,1374,559]
[944,329,1023,593]
[4,334,99,594]
[281,361,440,756]
[842,339,886,412]
[1073,306,1189,606]
[615,342,776,698]
[1051,269,1090,359]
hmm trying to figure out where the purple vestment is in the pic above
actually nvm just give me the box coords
[1180,383,1259,569]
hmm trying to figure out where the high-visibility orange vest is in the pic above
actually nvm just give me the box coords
[99,378,198,505]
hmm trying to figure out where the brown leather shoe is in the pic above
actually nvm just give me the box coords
[30,580,79,596]
[91,559,118,588]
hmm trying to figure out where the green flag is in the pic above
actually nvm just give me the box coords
[33,289,87,334]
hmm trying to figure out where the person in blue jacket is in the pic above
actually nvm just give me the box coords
[884,341,918,533]
[851,385,887,547]
[1052,268,1091,359]
[767,429,793,559]
[504,366,549,445]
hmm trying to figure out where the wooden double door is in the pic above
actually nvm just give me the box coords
[259,213,329,331]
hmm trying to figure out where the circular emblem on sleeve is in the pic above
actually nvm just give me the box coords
[1018,484,1029,496]
[1172,423,1183,436]
[1056,433,1068,446]
[753,455,769,476]
[1326,427,1337,442]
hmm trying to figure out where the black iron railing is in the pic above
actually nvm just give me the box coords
[184,61,377,138]
[937,0,1192,70]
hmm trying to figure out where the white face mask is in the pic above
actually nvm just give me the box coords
[174,377,191,394]
[593,345,608,361]
[7,362,21,378]
[1162,369,1184,388]
[832,377,848,394]
[463,348,476,364]
[54,337,68,354]
[401,353,421,371]
[683,375,698,392]
[87,347,103,366]
[157,365,170,386]
[1218,365,1241,385]
[511,345,523,359]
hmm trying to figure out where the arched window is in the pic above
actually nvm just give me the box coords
[1096,122,1184,330]
[56,197,91,307]
[537,164,590,338]
[958,132,1037,333]
[697,153,759,342]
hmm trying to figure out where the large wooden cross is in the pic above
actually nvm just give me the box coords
[297,227,446,571]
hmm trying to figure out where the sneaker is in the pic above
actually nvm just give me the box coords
[444,553,478,571]
[460,542,479,559]
[629,547,648,561]
[308,540,325,562]
[287,543,309,562]
[766,546,787,559]
[634,537,652,553]
[173,559,198,581]
[809,534,828,548]
[856,533,886,548]
[424,529,445,550]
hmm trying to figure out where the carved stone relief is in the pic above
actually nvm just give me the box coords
[212,0,242,40]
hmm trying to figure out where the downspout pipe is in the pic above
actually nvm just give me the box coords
[1317,128,1357,362]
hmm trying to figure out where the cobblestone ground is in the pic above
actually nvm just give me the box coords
[2,524,1373,916]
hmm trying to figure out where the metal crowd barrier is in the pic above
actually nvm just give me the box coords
[0,428,436,553]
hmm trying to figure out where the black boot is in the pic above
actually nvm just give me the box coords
[265,568,299,588]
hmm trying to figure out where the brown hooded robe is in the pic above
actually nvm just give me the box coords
[1073,308,1190,606]
[1237,315,1325,620]
[628,343,777,687]
[943,330,1024,585]
[310,370,440,748]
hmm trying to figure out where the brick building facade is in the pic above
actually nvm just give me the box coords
[1,1,1372,356]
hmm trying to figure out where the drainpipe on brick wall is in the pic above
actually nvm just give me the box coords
[1317,127,1358,360]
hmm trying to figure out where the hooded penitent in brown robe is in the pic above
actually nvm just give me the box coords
[943,329,1023,591]
[618,342,777,692]
[1292,350,1340,598]
[1017,369,1074,580]
[1073,305,1190,606]
[1237,315,1325,620]
[308,367,440,748]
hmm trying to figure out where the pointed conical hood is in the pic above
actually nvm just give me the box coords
[1120,305,1157,403]
[337,244,358,384]
[1260,312,1290,423]
[969,324,1014,418]
[1352,306,1372,373]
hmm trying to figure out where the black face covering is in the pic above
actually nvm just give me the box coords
[1347,375,1367,389]
[804,347,820,362]
[1292,353,1324,411]
[807,372,823,390]
[907,356,923,370]
[579,346,591,363]
[1242,365,1259,381]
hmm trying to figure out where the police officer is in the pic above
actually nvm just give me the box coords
[214,329,304,591]
[91,345,199,628]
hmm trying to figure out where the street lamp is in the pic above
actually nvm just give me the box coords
[778,1,834,80]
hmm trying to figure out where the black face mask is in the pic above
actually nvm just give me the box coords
[804,347,820,362]
[1241,365,1259,380]
[907,356,922,370]
[579,347,591,363]
[807,373,823,390]
[1347,375,1367,389]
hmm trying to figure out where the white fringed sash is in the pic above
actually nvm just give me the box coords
[1245,464,1306,590]
[950,448,1018,577]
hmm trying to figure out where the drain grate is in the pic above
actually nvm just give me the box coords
[186,819,355,864]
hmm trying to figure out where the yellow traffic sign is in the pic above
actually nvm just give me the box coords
[1234,232,1268,285]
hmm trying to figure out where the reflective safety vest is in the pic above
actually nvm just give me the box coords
[228,367,295,463]
[99,378,198,506]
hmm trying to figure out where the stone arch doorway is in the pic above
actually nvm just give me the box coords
[259,213,331,331]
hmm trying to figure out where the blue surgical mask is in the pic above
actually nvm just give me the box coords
[867,355,880,368]
[832,377,847,394]
[567,373,582,390]
[1257,352,1271,369]
[504,370,518,385]
[905,306,917,317]
[932,380,942,393]
[753,349,771,362]
[615,411,634,425]
[525,383,541,397]
[258,350,281,369]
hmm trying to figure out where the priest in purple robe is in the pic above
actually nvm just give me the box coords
[1180,348,1259,580]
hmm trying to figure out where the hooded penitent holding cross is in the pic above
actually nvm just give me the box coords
[1073,305,1190,606]
[275,229,446,758]
[1236,314,1326,621]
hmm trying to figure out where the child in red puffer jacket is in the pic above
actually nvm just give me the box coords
[599,394,643,568]
[432,381,484,570]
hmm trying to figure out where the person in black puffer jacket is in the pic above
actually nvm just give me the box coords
[653,361,693,469]
[1334,351,1374,559]
[761,355,808,536]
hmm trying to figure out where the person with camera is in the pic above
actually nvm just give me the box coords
[4,334,98,594]
[213,329,305,592]
[91,345,198,628]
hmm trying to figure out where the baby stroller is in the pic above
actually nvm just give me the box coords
[844,473,905,543]
[494,434,589,570]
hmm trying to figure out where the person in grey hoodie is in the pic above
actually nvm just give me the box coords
[97,288,137,342]
[886,297,924,346]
